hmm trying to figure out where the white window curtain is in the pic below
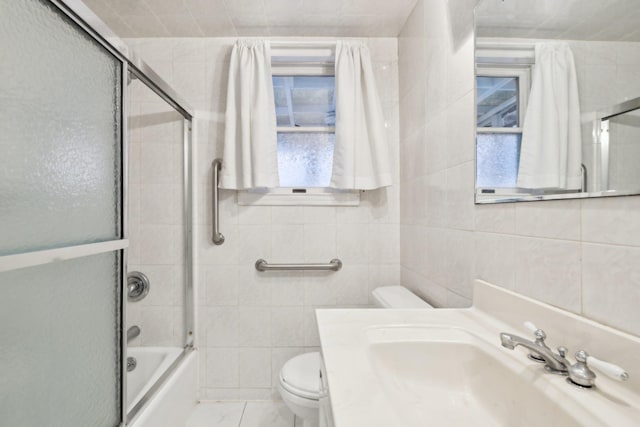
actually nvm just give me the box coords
[517,42,582,190]
[220,40,279,189]
[331,41,392,190]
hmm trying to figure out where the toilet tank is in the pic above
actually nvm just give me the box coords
[371,286,433,309]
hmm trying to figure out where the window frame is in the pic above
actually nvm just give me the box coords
[475,64,532,196]
[238,59,360,206]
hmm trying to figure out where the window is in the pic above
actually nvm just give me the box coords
[238,54,360,206]
[476,66,530,192]
[273,76,336,187]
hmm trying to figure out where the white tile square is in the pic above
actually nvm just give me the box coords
[271,225,305,262]
[237,224,272,265]
[238,348,272,388]
[271,307,305,346]
[206,348,239,388]
[270,272,305,306]
[515,200,581,241]
[186,402,245,427]
[138,265,181,306]
[474,233,516,291]
[238,307,271,347]
[204,307,239,347]
[582,243,640,337]
[239,401,294,427]
[582,196,640,246]
[444,230,475,299]
[336,223,370,264]
[203,265,239,306]
[303,224,337,262]
[514,237,582,313]
[334,265,369,305]
[238,268,272,306]
[304,272,337,306]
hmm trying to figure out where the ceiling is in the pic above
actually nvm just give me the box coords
[81,0,418,38]
[476,0,640,42]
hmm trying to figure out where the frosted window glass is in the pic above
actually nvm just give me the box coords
[0,0,122,255]
[476,133,522,188]
[0,252,122,427]
[277,133,335,187]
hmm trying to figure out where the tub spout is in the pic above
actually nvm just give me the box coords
[127,325,141,343]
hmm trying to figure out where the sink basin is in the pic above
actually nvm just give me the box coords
[366,326,591,427]
[317,282,640,427]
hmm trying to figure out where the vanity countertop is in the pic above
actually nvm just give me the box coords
[316,280,640,427]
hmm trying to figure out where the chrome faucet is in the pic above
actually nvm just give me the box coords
[127,325,141,343]
[500,331,570,373]
[500,322,630,388]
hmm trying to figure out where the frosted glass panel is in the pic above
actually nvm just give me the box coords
[277,133,335,187]
[127,79,187,351]
[476,133,522,188]
[0,0,122,255]
[0,253,122,427]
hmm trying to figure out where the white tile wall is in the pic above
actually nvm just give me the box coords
[125,36,401,399]
[124,1,640,403]
[127,79,186,347]
[399,0,640,338]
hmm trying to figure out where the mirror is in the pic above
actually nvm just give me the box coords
[474,0,640,203]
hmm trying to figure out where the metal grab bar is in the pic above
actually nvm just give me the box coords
[212,158,225,245]
[255,258,343,272]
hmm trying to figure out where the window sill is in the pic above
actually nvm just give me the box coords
[238,188,360,206]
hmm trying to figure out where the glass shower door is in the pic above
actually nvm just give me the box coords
[0,0,125,426]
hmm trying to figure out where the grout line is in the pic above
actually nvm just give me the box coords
[237,401,248,427]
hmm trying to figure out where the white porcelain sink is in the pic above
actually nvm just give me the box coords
[317,282,640,427]
[366,326,585,427]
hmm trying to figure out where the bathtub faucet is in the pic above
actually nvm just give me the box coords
[127,325,141,343]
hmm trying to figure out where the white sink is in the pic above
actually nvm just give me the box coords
[317,281,640,427]
[366,326,585,426]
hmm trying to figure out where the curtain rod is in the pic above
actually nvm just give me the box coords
[476,41,535,51]
[270,41,337,48]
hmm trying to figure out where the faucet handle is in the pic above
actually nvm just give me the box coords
[568,350,629,388]
[522,321,550,363]
[524,321,548,345]
[524,321,538,333]
[557,346,568,358]
[523,321,548,344]
[582,351,629,382]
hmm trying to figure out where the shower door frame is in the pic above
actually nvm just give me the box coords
[46,1,196,425]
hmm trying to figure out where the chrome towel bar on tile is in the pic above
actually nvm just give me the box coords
[255,258,343,272]
[212,158,224,245]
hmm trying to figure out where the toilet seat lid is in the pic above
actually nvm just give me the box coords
[280,352,320,400]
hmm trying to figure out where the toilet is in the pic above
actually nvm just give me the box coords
[278,286,433,427]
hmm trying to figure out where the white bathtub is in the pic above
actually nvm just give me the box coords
[127,347,197,427]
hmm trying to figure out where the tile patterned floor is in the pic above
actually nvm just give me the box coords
[186,401,297,427]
